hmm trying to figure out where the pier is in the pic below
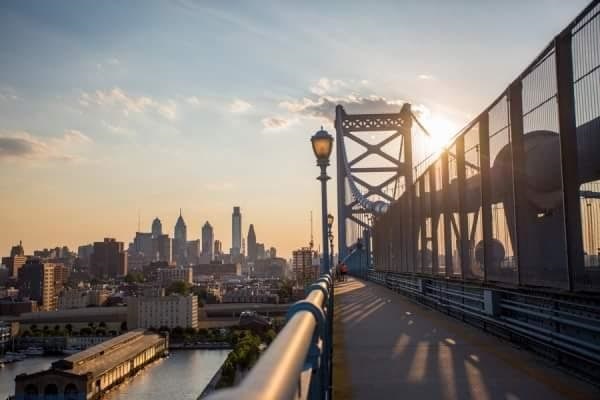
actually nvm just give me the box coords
[13,329,168,400]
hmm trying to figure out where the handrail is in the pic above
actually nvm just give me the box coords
[206,273,333,400]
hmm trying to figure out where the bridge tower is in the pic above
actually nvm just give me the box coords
[335,103,414,265]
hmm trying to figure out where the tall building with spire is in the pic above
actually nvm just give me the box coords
[202,221,214,260]
[231,207,242,257]
[247,224,257,262]
[151,218,163,239]
[173,209,187,266]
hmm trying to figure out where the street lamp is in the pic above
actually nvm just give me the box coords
[327,214,335,270]
[311,127,334,274]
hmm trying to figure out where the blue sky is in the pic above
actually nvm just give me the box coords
[0,0,590,257]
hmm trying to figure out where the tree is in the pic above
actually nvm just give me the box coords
[65,324,73,335]
[171,326,184,337]
[166,280,191,296]
[120,321,128,332]
[125,271,144,283]
[99,321,107,328]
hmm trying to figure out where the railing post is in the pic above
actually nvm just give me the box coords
[479,113,493,283]
[508,81,525,286]
[555,30,583,291]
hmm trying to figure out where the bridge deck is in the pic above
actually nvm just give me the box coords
[333,278,600,400]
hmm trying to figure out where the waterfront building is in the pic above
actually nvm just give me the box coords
[58,288,110,310]
[157,267,193,286]
[14,330,168,399]
[0,298,38,316]
[17,259,56,311]
[231,207,242,257]
[202,221,214,260]
[90,238,127,279]
[127,294,198,329]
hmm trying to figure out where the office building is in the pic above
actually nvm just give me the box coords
[90,238,128,279]
[269,247,277,258]
[214,240,223,260]
[257,243,266,260]
[18,259,56,311]
[192,263,241,280]
[77,244,94,269]
[247,224,257,262]
[58,288,110,309]
[231,207,242,257]
[155,234,172,263]
[2,255,27,280]
[253,258,287,279]
[133,232,155,263]
[151,217,163,239]
[186,240,201,265]
[173,210,187,266]
[202,221,214,260]
[127,294,198,329]
[157,267,193,286]
[292,248,319,287]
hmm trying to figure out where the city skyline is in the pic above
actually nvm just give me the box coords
[0,0,589,258]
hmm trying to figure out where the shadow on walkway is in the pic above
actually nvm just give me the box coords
[332,277,599,400]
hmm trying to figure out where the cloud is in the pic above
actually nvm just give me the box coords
[418,74,435,80]
[80,87,177,120]
[229,98,252,113]
[102,121,136,136]
[186,96,202,106]
[0,130,91,162]
[0,88,19,101]
[280,94,406,121]
[310,78,347,95]
[261,116,295,130]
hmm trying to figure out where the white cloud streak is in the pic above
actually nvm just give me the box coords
[229,98,252,113]
[80,87,177,121]
[0,130,92,162]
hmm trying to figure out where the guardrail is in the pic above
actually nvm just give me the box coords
[367,269,600,382]
[206,270,334,400]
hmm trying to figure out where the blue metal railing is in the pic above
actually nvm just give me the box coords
[206,271,334,400]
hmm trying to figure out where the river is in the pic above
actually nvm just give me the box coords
[0,350,230,399]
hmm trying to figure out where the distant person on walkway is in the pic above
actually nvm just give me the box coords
[341,263,348,281]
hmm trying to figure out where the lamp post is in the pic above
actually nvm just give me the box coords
[328,213,335,270]
[311,127,334,274]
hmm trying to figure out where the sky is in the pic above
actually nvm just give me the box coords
[0,0,590,258]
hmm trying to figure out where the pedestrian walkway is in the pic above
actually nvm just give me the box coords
[332,277,600,400]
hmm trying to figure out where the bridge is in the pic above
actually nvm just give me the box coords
[206,2,600,399]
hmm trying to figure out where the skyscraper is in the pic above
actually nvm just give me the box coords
[202,221,214,260]
[173,210,187,265]
[133,232,154,263]
[214,240,223,260]
[231,207,242,257]
[155,234,172,264]
[18,259,56,311]
[2,241,27,279]
[90,238,128,278]
[247,224,257,262]
[151,218,163,239]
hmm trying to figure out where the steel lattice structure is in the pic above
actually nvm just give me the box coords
[335,103,414,261]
